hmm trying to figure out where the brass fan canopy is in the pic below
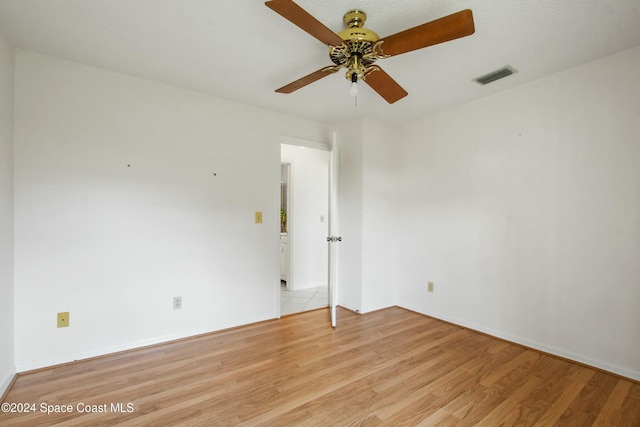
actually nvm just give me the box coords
[337,10,379,42]
[344,10,366,28]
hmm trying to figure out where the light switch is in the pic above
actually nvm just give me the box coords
[255,211,263,224]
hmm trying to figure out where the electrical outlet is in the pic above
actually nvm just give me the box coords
[57,312,69,328]
[173,296,182,310]
[255,211,263,224]
[428,282,434,293]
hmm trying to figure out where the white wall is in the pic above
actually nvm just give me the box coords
[280,144,329,290]
[361,119,399,312]
[13,50,334,371]
[9,42,639,383]
[0,30,15,394]
[395,46,640,380]
[337,119,399,313]
[337,121,364,311]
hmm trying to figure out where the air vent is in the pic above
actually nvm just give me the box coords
[474,66,517,85]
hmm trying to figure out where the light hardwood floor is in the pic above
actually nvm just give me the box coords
[2,307,639,426]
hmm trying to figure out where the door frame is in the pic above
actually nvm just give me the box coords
[280,162,292,290]
[277,135,334,320]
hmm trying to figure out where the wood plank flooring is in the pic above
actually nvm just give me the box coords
[2,307,639,426]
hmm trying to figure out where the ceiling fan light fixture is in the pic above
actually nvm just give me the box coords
[265,1,475,104]
[350,73,359,96]
[349,82,359,97]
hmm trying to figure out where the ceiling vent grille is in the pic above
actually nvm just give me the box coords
[474,66,516,85]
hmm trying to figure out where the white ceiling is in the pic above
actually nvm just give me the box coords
[0,0,639,125]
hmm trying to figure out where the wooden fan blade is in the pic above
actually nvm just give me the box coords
[265,0,343,46]
[378,9,475,57]
[364,67,408,104]
[275,67,338,94]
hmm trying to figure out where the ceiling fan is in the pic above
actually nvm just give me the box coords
[265,0,475,104]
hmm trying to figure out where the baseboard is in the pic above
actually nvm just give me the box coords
[14,306,639,382]
[15,326,224,373]
[15,316,283,374]
[399,305,640,383]
[337,303,360,314]
[1,371,17,402]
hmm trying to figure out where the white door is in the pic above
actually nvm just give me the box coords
[327,132,341,327]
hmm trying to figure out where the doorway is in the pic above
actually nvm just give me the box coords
[280,143,330,316]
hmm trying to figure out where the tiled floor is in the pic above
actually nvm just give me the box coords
[280,282,328,316]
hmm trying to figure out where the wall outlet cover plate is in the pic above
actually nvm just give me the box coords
[57,312,69,328]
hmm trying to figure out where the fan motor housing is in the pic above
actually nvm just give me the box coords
[330,10,381,71]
